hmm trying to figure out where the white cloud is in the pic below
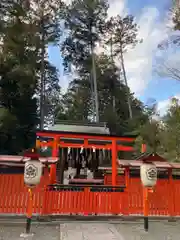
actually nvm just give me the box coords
[124,7,171,96]
[62,0,72,4]
[107,0,127,18]
[157,99,171,116]
[157,94,180,116]
[97,3,172,96]
[60,67,79,93]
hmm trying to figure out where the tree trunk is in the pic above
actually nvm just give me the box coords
[40,14,45,130]
[120,46,133,119]
[91,40,99,122]
[110,35,116,112]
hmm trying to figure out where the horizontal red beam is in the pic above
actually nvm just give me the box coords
[39,141,134,152]
[59,141,112,149]
[117,145,134,152]
[36,131,136,142]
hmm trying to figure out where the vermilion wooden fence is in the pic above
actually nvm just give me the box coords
[43,186,125,215]
[0,173,179,217]
[0,173,49,214]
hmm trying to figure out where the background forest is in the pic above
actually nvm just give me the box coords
[0,0,180,161]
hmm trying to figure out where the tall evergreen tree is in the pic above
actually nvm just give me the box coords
[105,15,141,119]
[59,0,147,136]
[61,0,109,121]
[62,0,108,71]
[29,0,64,128]
[0,0,64,152]
[0,1,39,153]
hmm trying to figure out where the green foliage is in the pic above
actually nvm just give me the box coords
[61,0,108,71]
[160,98,180,161]
[104,15,141,119]
[0,3,38,153]
[4,0,179,163]
[105,15,140,55]
[0,0,63,153]
[56,0,147,139]
[135,97,180,162]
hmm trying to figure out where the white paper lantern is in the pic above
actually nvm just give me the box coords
[140,163,157,187]
[24,160,43,187]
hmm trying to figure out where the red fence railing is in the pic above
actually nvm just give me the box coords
[42,185,125,215]
[0,173,179,216]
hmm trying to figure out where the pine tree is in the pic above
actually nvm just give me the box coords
[59,0,147,135]
[29,0,65,128]
[105,15,141,119]
[61,0,109,121]
[62,0,108,71]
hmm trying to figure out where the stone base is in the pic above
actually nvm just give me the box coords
[20,232,34,238]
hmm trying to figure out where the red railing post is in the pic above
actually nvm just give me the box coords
[143,187,149,231]
[50,136,58,184]
[112,139,117,186]
[122,167,130,216]
[41,167,50,216]
[111,139,118,215]
[168,169,175,217]
[84,187,90,216]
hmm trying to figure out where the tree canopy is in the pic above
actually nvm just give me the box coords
[0,0,179,162]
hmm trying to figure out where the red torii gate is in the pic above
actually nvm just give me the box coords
[36,129,137,185]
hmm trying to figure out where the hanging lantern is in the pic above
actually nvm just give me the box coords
[24,149,43,187]
[140,163,157,187]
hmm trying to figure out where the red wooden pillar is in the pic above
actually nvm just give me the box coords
[141,143,146,153]
[112,139,117,186]
[141,143,149,231]
[50,136,58,184]
[143,186,149,231]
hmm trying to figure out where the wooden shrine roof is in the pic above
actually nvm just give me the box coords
[36,129,138,140]
[116,152,180,169]
[134,152,166,162]
[117,159,180,169]
[100,153,180,170]
[49,121,110,135]
[0,155,58,166]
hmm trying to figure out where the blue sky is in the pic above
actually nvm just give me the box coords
[130,0,170,16]
[128,0,178,105]
[48,0,179,113]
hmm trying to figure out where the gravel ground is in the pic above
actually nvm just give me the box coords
[0,221,180,240]
[114,221,180,240]
[0,224,60,240]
